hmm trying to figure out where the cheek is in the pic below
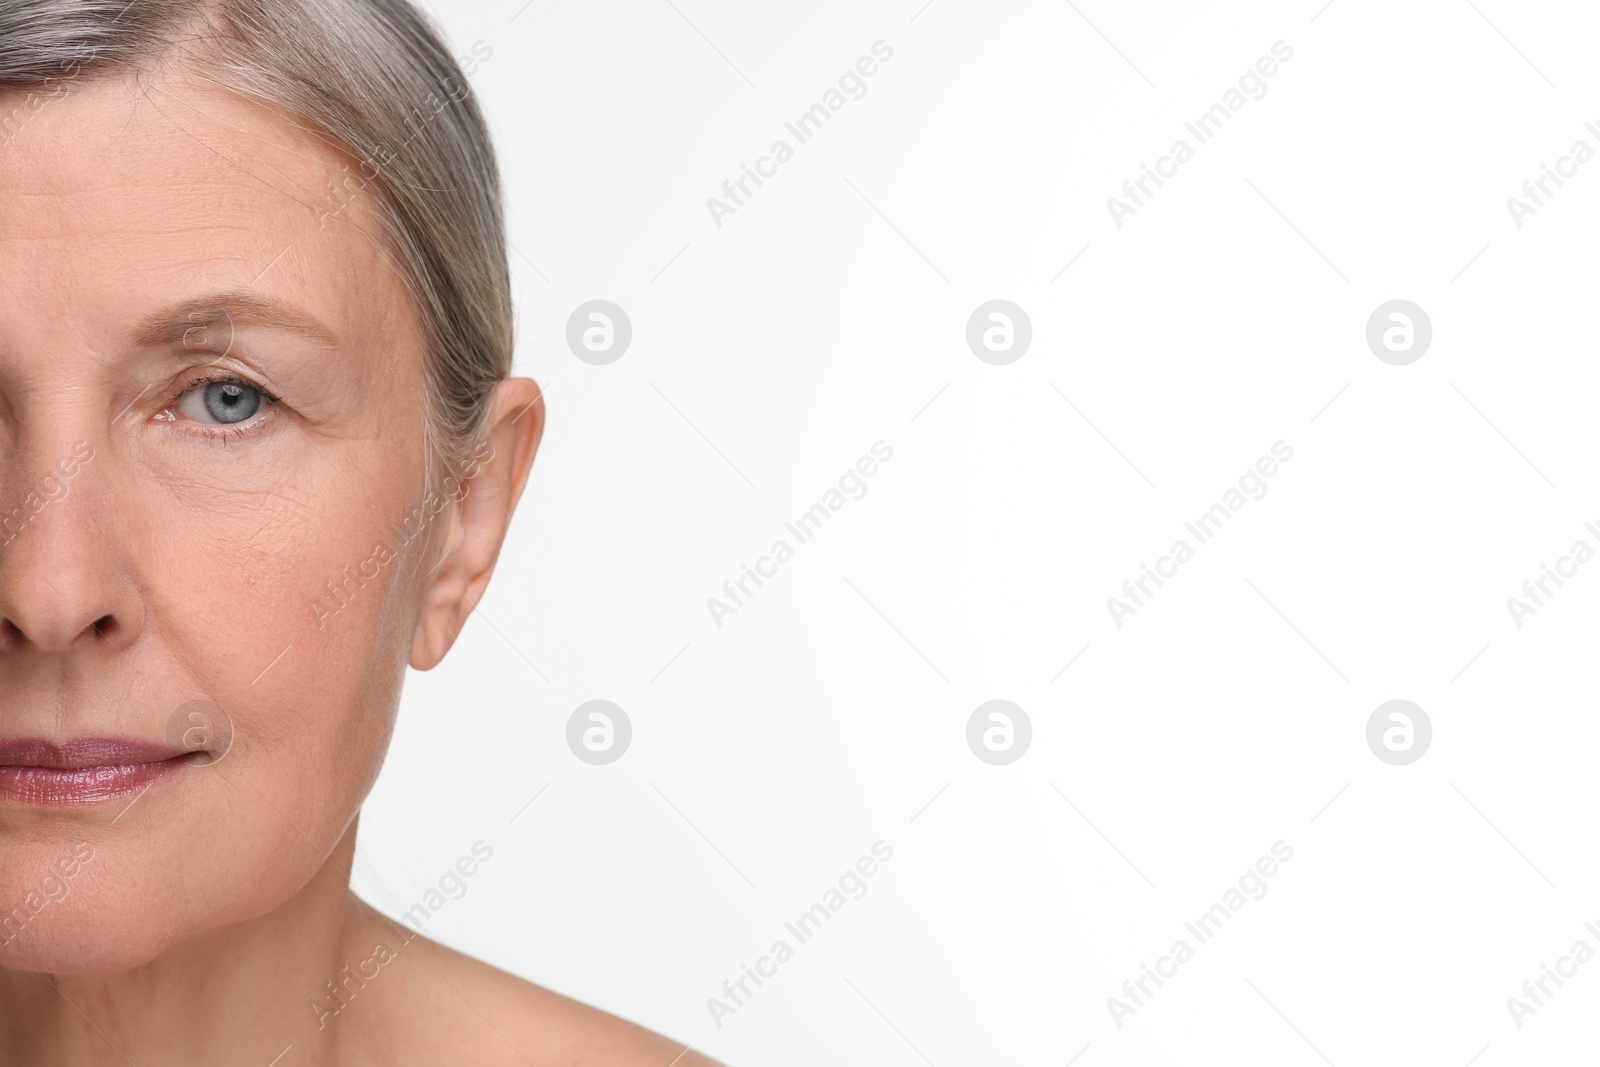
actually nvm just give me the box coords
[142,464,427,810]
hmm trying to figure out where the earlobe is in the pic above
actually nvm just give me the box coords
[408,377,545,670]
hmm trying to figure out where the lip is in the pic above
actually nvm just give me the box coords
[0,737,202,806]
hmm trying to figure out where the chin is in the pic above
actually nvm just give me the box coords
[1,916,161,975]
[0,859,177,975]
[0,827,313,975]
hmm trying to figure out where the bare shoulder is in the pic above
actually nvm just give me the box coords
[346,906,725,1066]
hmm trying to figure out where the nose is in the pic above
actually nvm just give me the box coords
[0,445,144,656]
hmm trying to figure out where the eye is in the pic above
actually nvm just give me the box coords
[176,378,270,426]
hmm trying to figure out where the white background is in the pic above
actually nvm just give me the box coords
[351,1,1600,1063]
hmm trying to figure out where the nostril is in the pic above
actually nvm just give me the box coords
[0,615,126,648]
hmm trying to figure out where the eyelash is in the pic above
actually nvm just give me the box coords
[165,371,283,443]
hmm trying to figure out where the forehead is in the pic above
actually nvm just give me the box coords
[0,67,418,375]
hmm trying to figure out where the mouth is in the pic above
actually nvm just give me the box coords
[0,738,205,806]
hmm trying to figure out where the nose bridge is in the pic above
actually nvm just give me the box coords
[0,434,142,655]
[0,436,95,546]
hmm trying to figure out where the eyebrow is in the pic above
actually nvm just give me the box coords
[132,291,340,349]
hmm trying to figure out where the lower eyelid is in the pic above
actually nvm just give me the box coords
[157,403,277,440]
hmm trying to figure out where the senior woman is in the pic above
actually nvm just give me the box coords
[0,1,718,1064]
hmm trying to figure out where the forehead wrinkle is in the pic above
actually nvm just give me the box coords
[132,74,419,351]
[30,167,160,293]
[135,81,336,223]
[141,74,365,205]
[142,69,331,164]
[19,182,253,381]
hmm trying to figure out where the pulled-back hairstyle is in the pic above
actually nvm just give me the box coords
[0,0,510,476]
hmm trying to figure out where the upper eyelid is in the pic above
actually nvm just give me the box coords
[173,370,281,405]
[170,345,283,390]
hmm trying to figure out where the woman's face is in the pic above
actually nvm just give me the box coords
[0,68,459,971]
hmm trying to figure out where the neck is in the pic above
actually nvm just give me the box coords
[0,820,389,1066]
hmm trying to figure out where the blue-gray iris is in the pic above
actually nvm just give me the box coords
[205,382,261,424]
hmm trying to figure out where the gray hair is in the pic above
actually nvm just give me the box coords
[0,0,510,478]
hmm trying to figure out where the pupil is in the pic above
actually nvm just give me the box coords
[204,382,261,424]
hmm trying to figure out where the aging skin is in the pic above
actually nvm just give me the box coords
[0,66,714,1066]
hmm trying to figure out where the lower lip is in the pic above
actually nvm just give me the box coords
[0,755,195,806]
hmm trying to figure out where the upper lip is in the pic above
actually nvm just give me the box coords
[0,737,191,769]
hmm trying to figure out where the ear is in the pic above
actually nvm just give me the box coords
[409,377,545,670]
